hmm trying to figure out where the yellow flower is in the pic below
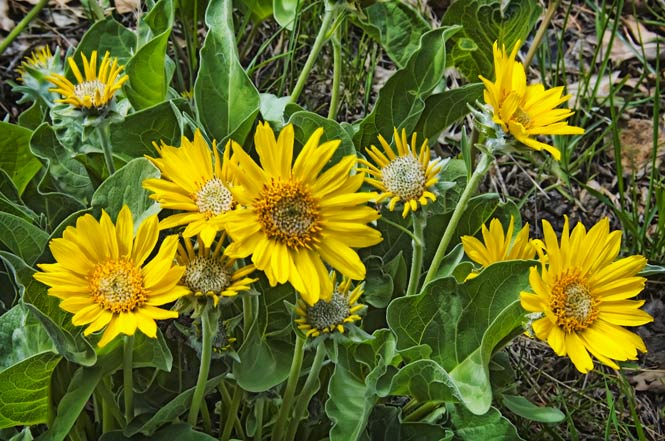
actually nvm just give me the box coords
[33,205,188,347]
[520,217,653,373]
[479,41,584,160]
[358,128,444,217]
[143,129,236,247]
[461,216,536,279]
[47,50,128,109]
[224,122,382,305]
[176,234,258,307]
[16,46,55,83]
[295,273,365,337]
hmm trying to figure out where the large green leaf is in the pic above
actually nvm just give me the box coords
[273,0,299,30]
[102,423,217,441]
[353,26,460,150]
[286,108,356,163]
[125,0,175,109]
[449,404,523,440]
[0,304,55,372]
[0,213,48,265]
[354,1,431,68]
[195,0,260,145]
[0,352,62,429]
[367,405,452,441]
[74,17,137,65]
[0,122,41,195]
[441,0,541,80]
[386,261,533,414]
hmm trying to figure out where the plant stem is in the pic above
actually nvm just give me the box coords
[403,400,443,422]
[524,0,562,68]
[220,384,243,441]
[327,24,343,120]
[378,216,418,242]
[406,212,426,296]
[0,0,49,55]
[271,336,306,441]
[423,152,491,285]
[285,343,327,441]
[123,335,134,425]
[97,125,116,175]
[254,398,264,441]
[289,2,337,103]
[242,294,256,339]
[97,377,123,431]
[188,306,217,426]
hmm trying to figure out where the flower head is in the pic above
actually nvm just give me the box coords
[34,205,188,347]
[176,234,257,307]
[46,50,128,109]
[461,216,536,279]
[16,46,59,83]
[143,129,237,247]
[295,273,365,337]
[359,128,444,217]
[479,41,584,160]
[224,122,382,305]
[520,217,653,373]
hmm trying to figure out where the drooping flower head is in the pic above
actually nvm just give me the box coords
[34,205,188,347]
[520,217,653,373]
[358,128,444,217]
[143,129,237,247]
[16,46,59,84]
[224,122,382,305]
[46,50,128,109]
[479,41,584,160]
[461,216,537,279]
[176,234,257,307]
[295,273,365,337]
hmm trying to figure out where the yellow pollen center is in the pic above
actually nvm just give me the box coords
[89,259,147,313]
[195,177,235,218]
[381,155,426,201]
[550,270,598,332]
[74,79,106,104]
[254,178,321,249]
[513,107,531,127]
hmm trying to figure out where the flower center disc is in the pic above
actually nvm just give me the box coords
[254,179,321,249]
[307,292,350,330]
[550,271,598,332]
[381,155,426,201]
[183,256,231,294]
[196,177,235,218]
[513,107,531,126]
[90,259,147,313]
[74,79,106,105]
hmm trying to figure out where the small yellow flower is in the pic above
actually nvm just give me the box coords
[461,216,536,279]
[358,128,444,217]
[295,273,365,337]
[33,205,188,347]
[47,50,128,109]
[224,122,382,306]
[143,129,236,247]
[479,41,584,160]
[520,217,653,373]
[176,234,257,307]
[16,46,55,83]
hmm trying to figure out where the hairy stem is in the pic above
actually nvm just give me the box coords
[406,212,427,296]
[188,306,218,426]
[123,335,134,424]
[271,336,306,441]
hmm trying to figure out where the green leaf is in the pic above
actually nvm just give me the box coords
[125,0,175,109]
[103,423,217,441]
[40,366,104,441]
[0,122,41,195]
[18,101,46,130]
[441,0,541,80]
[132,330,173,371]
[353,26,460,150]
[273,0,299,30]
[259,93,291,127]
[367,405,452,441]
[414,83,484,142]
[195,0,260,145]
[73,17,137,66]
[0,352,62,429]
[90,157,160,224]
[287,109,356,164]
[354,1,431,68]
[0,213,48,265]
[448,404,523,440]
[386,261,533,414]
[501,395,565,423]
[454,193,500,239]
[237,0,273,22]
[0,170,37,221]
[0,304,55,371]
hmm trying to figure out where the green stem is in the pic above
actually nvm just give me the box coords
[123,335,134,424]
[98,125,116,175]
[254,398,264,441]
[188,307,217,426]
[242,294,256,339]
[0,0,49,54]
[424,152,492,285]
[378,216,418,242]
[406,212,426,296]
[524,0,561,68]
[403,401,443,422]
[220,384,243,441]
[271,336,306,441]
[289,2,337,104]
[97,377,122,431]
[285,343,327,441]
[201,398,212,434]
[327,24,343,120]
